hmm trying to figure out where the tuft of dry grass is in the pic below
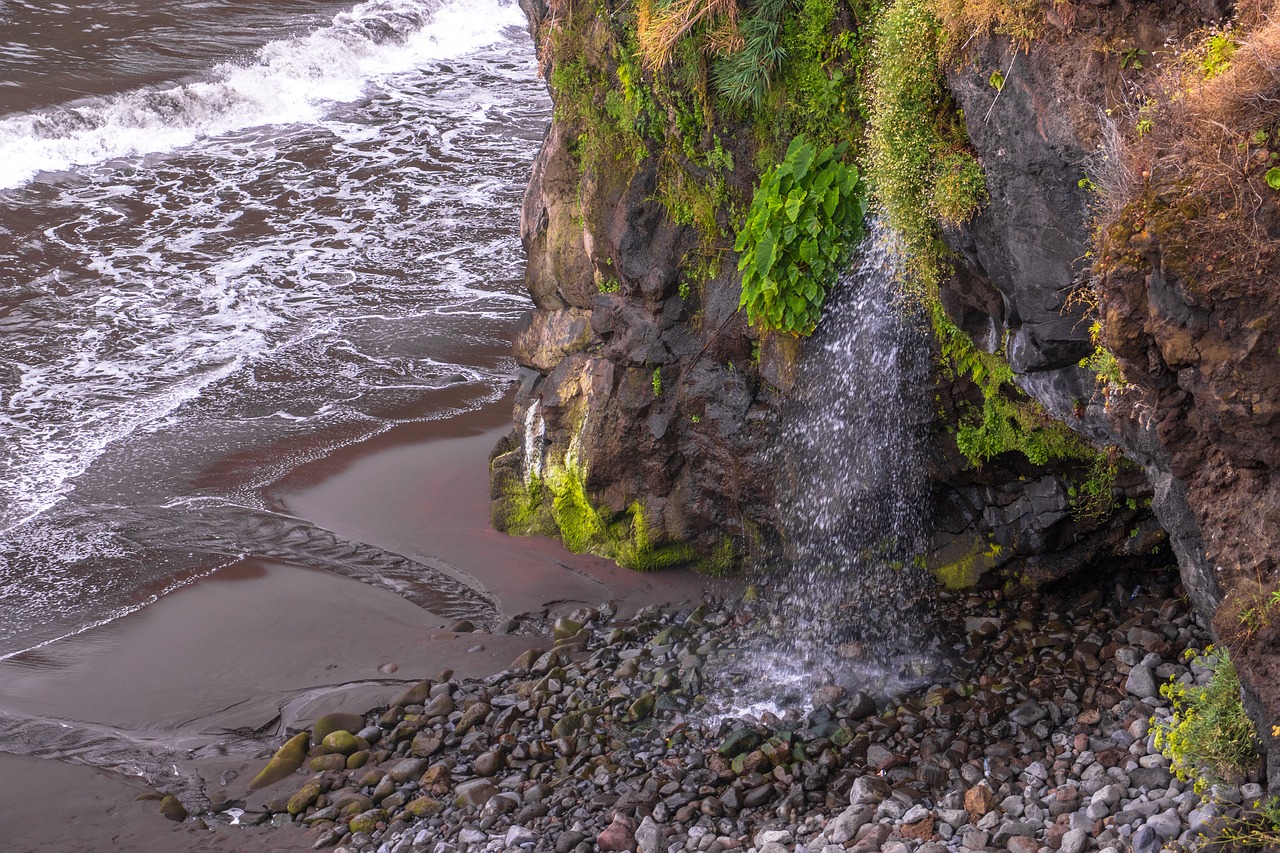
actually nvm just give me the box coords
[929,0,1046,61]
[636,0,741,70]
[1095,2,1280,288]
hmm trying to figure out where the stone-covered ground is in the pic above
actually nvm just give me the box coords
[211,570,1260,853]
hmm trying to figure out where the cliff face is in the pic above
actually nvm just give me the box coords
[938,1,1231,614]
[490,0,782,570]
[907,0,1280,782]
[492,0,1164,584]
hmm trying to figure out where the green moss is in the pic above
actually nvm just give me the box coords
[500,450,697,572]
[931,535,1004,590]
[932,304,1091,468]
[694,537,740,576]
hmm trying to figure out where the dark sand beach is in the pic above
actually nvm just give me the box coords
[0,399,722,852]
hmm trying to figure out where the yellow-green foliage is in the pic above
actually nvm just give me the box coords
[932,305,1090,467]
[1152,647,1259,795]
[502,454,697,571]
[868,0,987,293]
[932,536,1004,589]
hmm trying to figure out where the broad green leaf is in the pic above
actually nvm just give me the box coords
[784,193,802,223]
[824,187,840,217]
[799,239,818,266]
[790,144,817,182]
[755,228,778,278]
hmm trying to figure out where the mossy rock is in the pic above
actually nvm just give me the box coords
[348,808,389,835]
[551,711,583,739]
[158,795,187,822]
[311,712,365,747]
[248,732,310,791]
[346,750,370,770]
[310,754,347,772]
[287,781,322,816]
[390,680,432,708]
[405,796,445,818]
[320,730,359,756]
[624,692,655,722]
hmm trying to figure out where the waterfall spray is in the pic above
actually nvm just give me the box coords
[717,220,939,713]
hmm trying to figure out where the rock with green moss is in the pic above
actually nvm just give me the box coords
[309,754,347,772]
[389,680,432,708]
[320,730,359,756]
[248,732,310,790]
[158,795,187,822]
[404,796,444,818]
[347,808,388,835]
[311,712,365,747]
[287,780,323,816]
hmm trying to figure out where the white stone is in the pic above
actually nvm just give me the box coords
[1060,828,1088,853]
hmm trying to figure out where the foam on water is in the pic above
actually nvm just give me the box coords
[0,0,525,188]
[0,0,549,655]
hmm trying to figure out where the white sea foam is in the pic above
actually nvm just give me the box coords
[0,0,526,188]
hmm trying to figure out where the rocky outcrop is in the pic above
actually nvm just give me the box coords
[940,0,1280,784]
[490,2,782,568]
[493,0,1169,584]
[937,2,1236,614]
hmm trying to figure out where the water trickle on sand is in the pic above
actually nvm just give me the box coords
[719,221,939,715]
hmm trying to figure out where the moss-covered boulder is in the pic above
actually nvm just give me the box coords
[348,808,389,835]
[311,712,365,747]
[287,780,322,816]
[390,680,432,707]
[309,754,346,772]
[320,730,359,756]
[248,732,310,791]
[404,796,445,818]
[158,795,187,822]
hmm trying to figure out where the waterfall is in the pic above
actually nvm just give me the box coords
[726,220,939,712]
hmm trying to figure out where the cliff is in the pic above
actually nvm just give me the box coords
[494,0,1280,786]
[492,0,1161,585]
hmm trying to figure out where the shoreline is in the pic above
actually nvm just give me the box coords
[0,395,724,852]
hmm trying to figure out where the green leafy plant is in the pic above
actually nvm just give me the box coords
[1120,45,1149,70]
[933,305,1091,467]
[735,135,867,335]
[652,367,663,396]
[598,277,621,293]
[1266,167,1280,190]
[1201,30,1237,78]
[1152,646,1259,795]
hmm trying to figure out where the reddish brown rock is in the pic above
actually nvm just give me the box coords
[597,814,636,852]
[964,783,997,823]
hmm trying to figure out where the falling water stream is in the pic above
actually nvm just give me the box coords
[716,221,940,715]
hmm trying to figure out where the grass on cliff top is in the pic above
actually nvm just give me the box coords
[1093,4,1280,299]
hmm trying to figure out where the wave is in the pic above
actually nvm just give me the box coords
[0,0,527,188]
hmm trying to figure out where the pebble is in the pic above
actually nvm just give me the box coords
[214,577,1231,853]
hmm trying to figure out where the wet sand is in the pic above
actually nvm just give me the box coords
[0,398,723,851]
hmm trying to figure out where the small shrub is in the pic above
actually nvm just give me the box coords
[932,151,989,226]
[735,135,867,335]
[1152,646,1259,795]
[868,0,987,293]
